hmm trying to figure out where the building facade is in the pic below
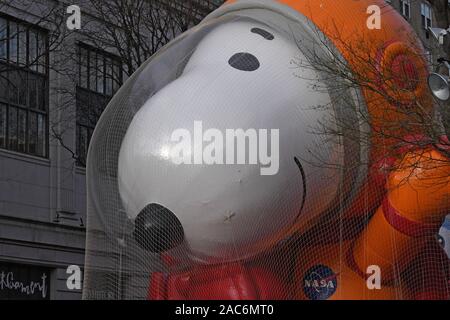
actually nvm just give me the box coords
[0,0,448,300]
[386,0,450,62]
[0,0,220,300]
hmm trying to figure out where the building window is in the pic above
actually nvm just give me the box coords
[0,15,48,158]
[76,44,122,166]
[421,3,432,30]
[401,0,411,19]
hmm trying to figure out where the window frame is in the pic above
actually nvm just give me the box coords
[0,13,49,158]
[421,2,433,30]
[77,42,123,96]
[76,43,122,166]
[401,0,411,19]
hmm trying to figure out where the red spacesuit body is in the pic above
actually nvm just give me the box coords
[148,260,288,300]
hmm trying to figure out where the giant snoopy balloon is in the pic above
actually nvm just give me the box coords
[83,0,450,300]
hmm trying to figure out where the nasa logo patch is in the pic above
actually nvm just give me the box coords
[303,265,338,300]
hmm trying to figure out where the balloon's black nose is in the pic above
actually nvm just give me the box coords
[133,204,184,253]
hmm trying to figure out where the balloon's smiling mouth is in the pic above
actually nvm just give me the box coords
[294,157,307,220]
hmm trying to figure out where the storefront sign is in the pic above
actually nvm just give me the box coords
[0,263,50,300]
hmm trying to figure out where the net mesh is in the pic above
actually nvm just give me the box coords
[83,1,450,300]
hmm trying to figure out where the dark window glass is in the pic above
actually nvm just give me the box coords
[77,125,88,164]
[28,74,37,108]
[89,51,96,92]
[8,106,17,151]
[37,113,45,157]
[76,44,122,166]
[9,22,18,64]
[113,62,121,92]
[28,111,37,155]
[97,54,104,94]
[76,90,89,125]
[36,76,45,111]
[8,70,19,104]
[0,18,7,60]
[0,103,6,148]
[421,4,432,29]
[79,47,88,89]
[37,32,46,74]
[18,70,27,106]
[7,70,27,106]
[0,66,7,100]
[91,92,108,125]
[29,30,38,71]
[18,108,26,153]
[18,25,26,66]
[105,57,112,96]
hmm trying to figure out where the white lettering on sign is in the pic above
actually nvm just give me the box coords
[0,271,48,298]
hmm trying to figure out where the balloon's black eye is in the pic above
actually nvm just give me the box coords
[251,27,274,40]
[228,52,260,72]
